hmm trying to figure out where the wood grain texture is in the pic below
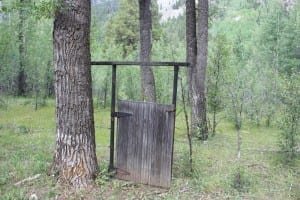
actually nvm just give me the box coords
[115,100,175,188]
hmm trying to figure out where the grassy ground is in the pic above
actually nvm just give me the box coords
[0,97,299,199]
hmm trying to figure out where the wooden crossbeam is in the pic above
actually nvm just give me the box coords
[91,61,189,67]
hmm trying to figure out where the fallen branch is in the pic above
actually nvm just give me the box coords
[14,174,41,186]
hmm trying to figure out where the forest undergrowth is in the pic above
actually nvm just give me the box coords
[0,97,299,199]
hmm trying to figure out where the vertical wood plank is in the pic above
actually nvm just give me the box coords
[132,101,142,182]
[149,104,162,185]
[116,101,130,179]
[159,104,174,188]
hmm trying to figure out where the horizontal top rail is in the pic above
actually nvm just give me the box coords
[91,61,189,67]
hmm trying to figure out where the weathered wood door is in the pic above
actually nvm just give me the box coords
[115,100,175,188]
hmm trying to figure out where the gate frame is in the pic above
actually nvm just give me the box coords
[91,61,189,176]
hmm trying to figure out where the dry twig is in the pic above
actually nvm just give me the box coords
[14,174,41,186]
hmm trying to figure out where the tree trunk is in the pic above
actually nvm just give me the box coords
[212,59,221,136]
[44,61,54,97]
[139,0,156,102]
[17,0,26,96]
[186,0,208,139]
[237,128,241,159]
[195,0,209,140]
[180,78,193,173]
[51,0,99,188]
[212,108,217,136]
[186,0,199,136]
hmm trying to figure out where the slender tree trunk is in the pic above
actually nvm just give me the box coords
[186,0,199,136]
[212,108,216,136]
[103,72,109,108]
[44,61,54,97]
[139,0,156,102]
[212,60,221,136]
[51,0,98,188]
[196,0,209,140]
[17,0,26,96]
[237,128,241,159]
[180,78,193,173]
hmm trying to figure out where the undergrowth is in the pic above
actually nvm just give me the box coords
[0,97,299,199]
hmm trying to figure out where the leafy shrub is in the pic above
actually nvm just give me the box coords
[0,98,7,110]
[231,167,252,193]
[95,163,110,186]
[16,125,31,134]
[278,72,300,164]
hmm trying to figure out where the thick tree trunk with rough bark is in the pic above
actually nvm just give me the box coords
[17,0,26,96]
[196,0,209,140]
[51,0,98,188]
[186,0,199,136]
[139,0,156,102]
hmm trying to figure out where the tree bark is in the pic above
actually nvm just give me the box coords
[186,0,199,136]
[195,0,209,140]
[44,61,54,97]
[17,0,26,96]
[51,0,98,188]
[139,0,156,102]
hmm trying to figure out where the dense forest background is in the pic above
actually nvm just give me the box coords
[0,0,299,151]
[0,0,299,198]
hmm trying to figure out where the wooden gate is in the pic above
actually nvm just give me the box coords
[91,61,189,188]
[115,100,175,188]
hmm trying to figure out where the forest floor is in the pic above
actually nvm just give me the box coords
[0,97,299,200]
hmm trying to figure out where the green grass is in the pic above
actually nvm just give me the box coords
[0,97,299,199]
